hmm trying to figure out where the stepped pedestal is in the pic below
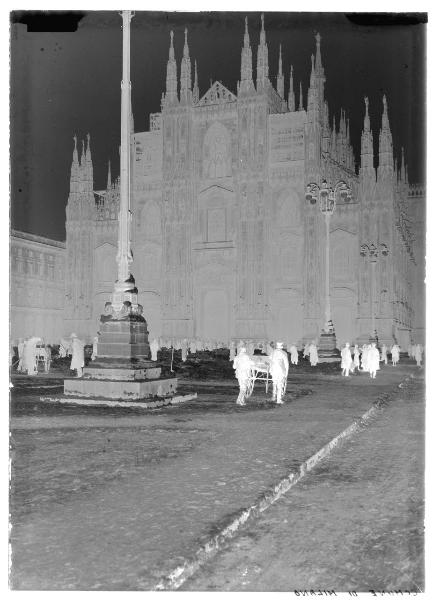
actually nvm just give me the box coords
[64,302,177,401]
[318,323,340,363]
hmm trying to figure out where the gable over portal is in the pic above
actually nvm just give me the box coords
[197,81,237,107]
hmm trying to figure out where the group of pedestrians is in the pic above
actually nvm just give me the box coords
[15,337,51,375]
[340,341,423,379]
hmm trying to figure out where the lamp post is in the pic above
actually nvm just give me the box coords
[360,241,389,342]
[305,179,352,335]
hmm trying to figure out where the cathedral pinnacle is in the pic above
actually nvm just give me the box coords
[192,60,199,103]
[72,134,79,166]
[256,13,269,90]
[298,81,303,111]
[310,54,316,86]
[363,96,371,132]
[239,15,254,95]
[244,16,250,47]
[180,27,192,103]
[107,159,112,190]
[382,94,390,131]
[86,133,92,161]
[315,32,322,70]
[165,30,179,106]
[169,30,174,59]
[260,13,266,44]
[379,93,393,172]
[277,44,284,100]
[288,65,295,112]
[183,28,189,57]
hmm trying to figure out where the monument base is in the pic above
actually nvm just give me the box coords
[64,375,177,400]
[318,330,340,363]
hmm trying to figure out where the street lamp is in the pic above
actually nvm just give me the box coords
[360,241,389,341]
[305,179,352,335]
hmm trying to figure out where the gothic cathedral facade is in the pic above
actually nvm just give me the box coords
[64,17,425,349]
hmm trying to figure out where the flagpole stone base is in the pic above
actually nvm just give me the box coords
[318,329,340,363]
[64,302,179,401]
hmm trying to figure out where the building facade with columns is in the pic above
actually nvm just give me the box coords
[10,230,66,344]
[62,18,424,348]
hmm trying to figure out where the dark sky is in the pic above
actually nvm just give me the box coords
[10,11,426,242]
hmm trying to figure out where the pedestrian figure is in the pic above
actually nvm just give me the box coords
[266,341,274,356]
[360,344,369,372]
[70,333,85,377]
[246,340,255,356]
[23,336,40,375]
[309,341,319,366]
[352,344,360,372]
[181,339,188,362]
[17,338,25,372]
[237,339,245,356]
[150,338,159,361]
[381,343,388,365]
[233,347,253,406]
[414,343,423,367]
[289,344,298,365]
[229,340,236,362]
[59,337,72,358]
[91,333,99,361]
[303,342,310,358]
[391,343,400,366]
[189,338,197,355]
[369,342,380,378]
[341,342,352,377]
[269,342,289,404]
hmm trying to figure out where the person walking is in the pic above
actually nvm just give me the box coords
[340,342,352,377]
[369,342,380,378]
[17,338,25,372]
[289,344,298,366]
[233,347,253,406]
[381,343,388,365]
[309,341,319,367]
[91,333,99,361]
[269,342,289,404]
[414,343,423,367]
[391,343,400,366]
[352,344,360,372]
[70,333,85,378]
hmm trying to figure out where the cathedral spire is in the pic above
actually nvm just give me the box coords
[69,134,79,197]
[84,133,94,194]
[239,16,254,95]
[379,94,393,172]
[277,44,284,99]
[315,32,323,73]
[165,30,179,106]
[256,13,269,91]
[72,134,78,167]
[307,54,319,120]
[192,60,199,104]
[180,28,192,104]
[309,53,316,87]
[360,96,374,176]
[288,65,295,112]
[107,159,112,190]
[298,81,303,111]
